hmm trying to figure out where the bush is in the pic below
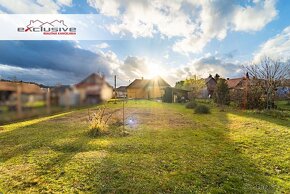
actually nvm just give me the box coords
[194,105,210,114]
[88,106,113,137]
[185,100,197,109]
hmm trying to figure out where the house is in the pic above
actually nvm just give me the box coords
[276,86,289,98]
[225,77,252,104]
[276,79,290,98]
[51,85,80,107]
[204,75,217,97]
[127,77,170,99]
[226,77,246,90]
[75,73,113,104]
[116,86,127,98]
[0,80,44,111]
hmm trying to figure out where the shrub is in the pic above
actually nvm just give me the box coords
[88,106,113,137]
[194,105,210,114]
[185,100,197,109]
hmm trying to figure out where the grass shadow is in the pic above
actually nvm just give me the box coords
[91,104,279,193]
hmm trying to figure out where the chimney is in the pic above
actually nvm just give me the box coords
[141,77,144,80]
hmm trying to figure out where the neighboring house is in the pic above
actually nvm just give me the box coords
[51,85,80,107]
[116,86,127,98]
[75,73,113,104]
[127,77,170,99]
[277,79,290,98]
[226,78,246,90]
[276,86,289,98]
[226,77,253,103]
[204,75,217,97]
[0,80,44,110]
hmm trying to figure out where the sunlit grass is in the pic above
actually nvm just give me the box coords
[0,100,289,193]
[1,112,72,132]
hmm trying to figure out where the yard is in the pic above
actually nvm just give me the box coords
[0,100,289,193]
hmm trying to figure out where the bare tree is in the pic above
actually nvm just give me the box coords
[244,57,290,109]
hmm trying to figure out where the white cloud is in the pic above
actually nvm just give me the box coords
[57,0,73,7]
[87,0,277,54]
[87,0,120,17]
[254,26,290,62]
[173,0,277,54]
[95,42,110,49]
[0,0,71,14]
[233,0,277,31]
[169,55,243,83]
[104,0,197,38]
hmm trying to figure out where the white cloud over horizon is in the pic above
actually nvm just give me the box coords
[87,0,278,55]
[254,25,290,62]
[0,0,72,14]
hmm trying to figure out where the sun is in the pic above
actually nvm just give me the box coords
[146,65,164,79]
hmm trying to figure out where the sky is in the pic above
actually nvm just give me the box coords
[0,0,289,86]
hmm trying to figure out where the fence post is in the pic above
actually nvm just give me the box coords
[46,88,51,114]
[16,83,22,118]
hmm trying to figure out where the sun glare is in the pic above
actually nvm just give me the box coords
[147,65,164,79]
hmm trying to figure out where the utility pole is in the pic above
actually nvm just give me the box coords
[123,96,125,131]
[114,75,117,104]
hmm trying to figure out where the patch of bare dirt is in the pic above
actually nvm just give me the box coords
[48,106,196,129]
[108,107,195,129]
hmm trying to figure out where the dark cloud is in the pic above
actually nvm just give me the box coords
[0,41,111,85]
[118,56,149,79]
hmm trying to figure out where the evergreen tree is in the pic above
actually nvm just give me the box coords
[213,78,230,107]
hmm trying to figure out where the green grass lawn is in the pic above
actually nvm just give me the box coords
[0,100,289,193]
[276,100,290,111]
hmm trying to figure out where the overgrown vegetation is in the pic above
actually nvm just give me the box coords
[194,104,210,114]
[88,105,112,137]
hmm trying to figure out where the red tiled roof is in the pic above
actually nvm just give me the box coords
[226,78,243,89]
